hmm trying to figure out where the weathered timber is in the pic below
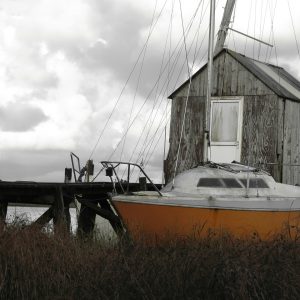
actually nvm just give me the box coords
[0,199,8,225]
[77,198,121,225]
[33,206,54,227]
[0,181,161,204]
[139,177,147,191]
[240,95,279,178]
[53,186,67,232]
[164,96,205,183]
[77,195,98,237]
[0,181,162,236]
[283,100,300,185]
[99,196,125,237]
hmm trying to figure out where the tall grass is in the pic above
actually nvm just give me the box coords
[0,221,300,299]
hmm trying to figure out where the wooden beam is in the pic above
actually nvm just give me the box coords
[33,206,54,228]
[99,197,125,237]
[77,198,121,224]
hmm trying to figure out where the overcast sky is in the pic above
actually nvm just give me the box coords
[0,0,299,183]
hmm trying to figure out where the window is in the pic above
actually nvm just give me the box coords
[197,177,269,188]
[223,178,243,188]
[240,178,269,188]
[197,178,223,187]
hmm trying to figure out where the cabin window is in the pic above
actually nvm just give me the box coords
[197,178,241,188]
[197,178,223,187]
[222,178,243,188]
[197,178,268,188]
[240,178,269,188]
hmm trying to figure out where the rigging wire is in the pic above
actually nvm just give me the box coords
[229,2,237,53]
[287,0,300,60]
[92,0,214,181]
[266,0,278,64]
[134,1,174,171]
[252,0,257,59]
[119,0,159,165]
[243,0,252,55]
[172,0,194,186]
[258,1,268,60]
[265,0,272,61]
[88,0,169,160]
[144,112,171,168]
[138,0,205,155]
[140,101,171,165]
[119,2,174,180]
[125,0,206,169]
[135,0,208,168]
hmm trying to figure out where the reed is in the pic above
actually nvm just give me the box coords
[0,221,300,299]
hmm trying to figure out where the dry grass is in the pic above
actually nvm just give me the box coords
[0,222,300,300]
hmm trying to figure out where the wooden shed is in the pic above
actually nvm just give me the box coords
[164,48,300,185]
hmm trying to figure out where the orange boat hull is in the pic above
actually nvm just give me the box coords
[113,200,300,240]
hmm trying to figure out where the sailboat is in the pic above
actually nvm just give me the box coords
[102,0,300,240]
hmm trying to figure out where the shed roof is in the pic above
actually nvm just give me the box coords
[169,48,300,102]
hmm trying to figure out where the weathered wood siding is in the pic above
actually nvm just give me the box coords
[240,95,281,181]
[283,100,300,185]
[164,96,205,183]
[165,51,284,183]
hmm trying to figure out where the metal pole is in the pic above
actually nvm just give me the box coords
[203,0,215,163]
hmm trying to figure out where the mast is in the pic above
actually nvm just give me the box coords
[214,0,236,54]
[203,0,216,162]
[203,0,236,162]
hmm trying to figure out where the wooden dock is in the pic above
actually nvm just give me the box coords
[0,180,161,236]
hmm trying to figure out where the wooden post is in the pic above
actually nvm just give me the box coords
[139,177,147,191]
[53,186,66,233]
[64,168,72,232]
[0,199,8,229]
[77,199,96,238]
[33,206,53,228]
[77,160,96,237]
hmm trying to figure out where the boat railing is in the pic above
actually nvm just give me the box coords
[101,161,162,196]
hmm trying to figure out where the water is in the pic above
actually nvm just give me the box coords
[6,206,116,238]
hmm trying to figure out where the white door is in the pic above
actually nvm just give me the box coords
[208,97,243,163]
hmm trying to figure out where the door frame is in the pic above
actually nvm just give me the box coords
[208,96,244,161]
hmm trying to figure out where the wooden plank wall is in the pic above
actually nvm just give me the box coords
[283,100,300,185]
[240,95,280,180]
[164,96,205,183]
[165,51,285,183]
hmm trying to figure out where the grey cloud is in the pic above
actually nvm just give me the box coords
[0,102,48,132]
[0,149,69,181]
